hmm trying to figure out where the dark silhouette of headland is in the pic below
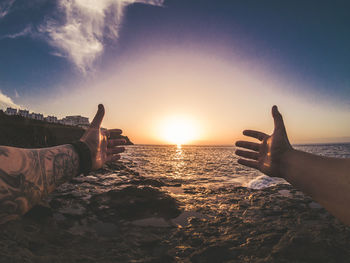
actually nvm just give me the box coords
[0,110,133,148]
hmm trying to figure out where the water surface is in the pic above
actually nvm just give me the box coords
[122,143,350,189]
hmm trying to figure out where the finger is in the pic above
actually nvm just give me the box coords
[243,130,267,141]
[272,105,286,131]
[235,150,259,160]
[235,141,260,151]
[107,147,125,155]
[108,139,126,148]
[107,154,121,162]
[90,104,105,129]
[106,129,122,138]
[237,159,259,169]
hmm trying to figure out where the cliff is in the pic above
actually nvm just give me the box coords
[0,110,133,148]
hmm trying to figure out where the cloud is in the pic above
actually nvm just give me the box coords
[0,90,21,110]
[0,25,32,40]
[40,0,164,73]
[0,0,15,19]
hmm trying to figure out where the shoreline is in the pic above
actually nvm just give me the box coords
[0,161,350,262]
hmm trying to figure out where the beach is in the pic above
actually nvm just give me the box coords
[1,145,350,262]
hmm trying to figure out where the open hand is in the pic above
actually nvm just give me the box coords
[80,104,125,170]
[235,105,292,177]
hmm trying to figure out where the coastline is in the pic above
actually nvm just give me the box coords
[0,160,349,262]
[0,111,133,148]
[1,113,350,262]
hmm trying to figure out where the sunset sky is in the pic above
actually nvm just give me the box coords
[0,0,349,144]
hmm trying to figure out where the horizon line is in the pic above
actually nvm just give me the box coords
[130,141,350,147]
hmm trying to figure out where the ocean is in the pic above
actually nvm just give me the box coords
[122,143,350,189]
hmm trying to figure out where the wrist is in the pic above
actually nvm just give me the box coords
[69,141,92,175]
[278,147,296,180]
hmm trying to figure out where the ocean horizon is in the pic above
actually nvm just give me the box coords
[132,142,350,147]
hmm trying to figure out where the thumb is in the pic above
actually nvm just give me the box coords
[272,105,286,132]
[90,104,105,129]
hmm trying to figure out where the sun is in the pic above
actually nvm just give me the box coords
[160,116,198,145]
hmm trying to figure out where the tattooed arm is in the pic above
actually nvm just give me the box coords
[0,104,125,223]
[0,145,79,223]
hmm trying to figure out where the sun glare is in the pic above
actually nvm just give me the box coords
[160,116,198,145]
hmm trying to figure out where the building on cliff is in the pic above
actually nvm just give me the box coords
[60,115,90,127]
[18,109,30,118]
[5,107,17,115]
[5,107,89,127]
[45,116,58,123]
[29,112,44,121]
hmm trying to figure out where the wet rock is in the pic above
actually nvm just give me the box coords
[1,162,350,263]
[308,201,323,209]
[190,245,235,263]
[130,178,165,187]
[269,230,348,263]
[58,203,86,217]
[89,186,181,221]
[92,221,119,237]
[132,217,171,227]
[24,204,53,222]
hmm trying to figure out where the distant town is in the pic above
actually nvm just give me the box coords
[4,107,90,128]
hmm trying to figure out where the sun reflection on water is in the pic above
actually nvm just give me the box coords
[174,145,185,178]
[175,144,182,157]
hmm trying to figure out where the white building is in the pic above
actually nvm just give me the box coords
[18,109,29,118]
[5,107,17,115]
[4,106,89,127]
[30,112,44,121]
[60,118,74,126]
[45,116,58,123]
[61,115,89,126]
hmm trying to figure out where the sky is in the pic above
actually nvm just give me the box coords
[0,0,349,145]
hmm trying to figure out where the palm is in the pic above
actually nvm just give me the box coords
[80,128,108,170]
[80,104,125,171]
[236,106,292,177]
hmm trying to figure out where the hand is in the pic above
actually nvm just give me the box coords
[80,104,125,170]
[235,105,292,177]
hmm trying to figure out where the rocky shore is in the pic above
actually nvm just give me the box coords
[0,161,350,262]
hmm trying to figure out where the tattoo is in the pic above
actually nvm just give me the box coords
[0,145,79,224]
[0,147,9,157]
[53,152,79,185]
[0,168,41,224]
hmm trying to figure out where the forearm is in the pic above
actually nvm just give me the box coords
[0,145,79,223]
[280,149,350,224]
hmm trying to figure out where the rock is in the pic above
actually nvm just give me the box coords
[270,230,348,263]
[1,162,350,263]
[89,186,181,221]
[190,245,235,263]
[23,204,53,221]
[308,201,323,209]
